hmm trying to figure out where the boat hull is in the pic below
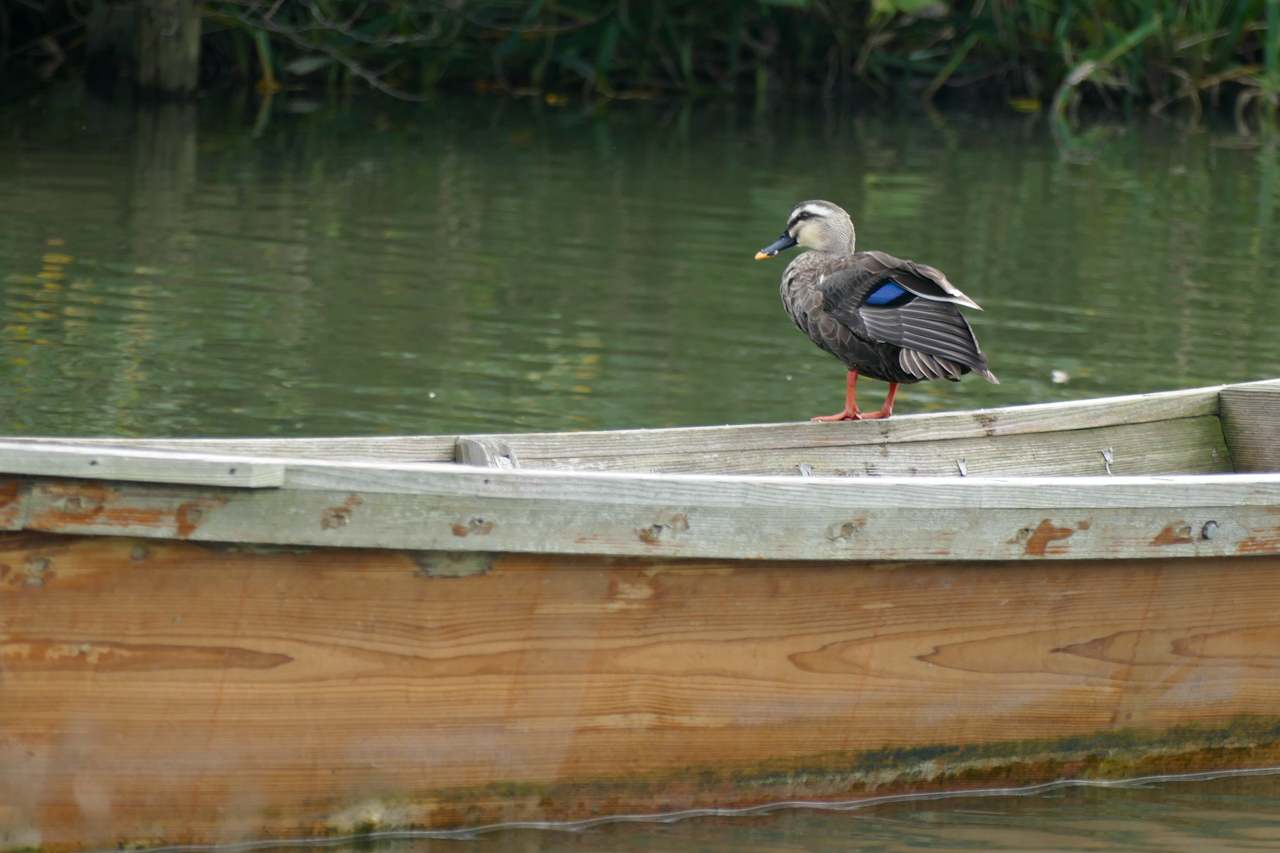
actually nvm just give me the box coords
[6,532,1280,850]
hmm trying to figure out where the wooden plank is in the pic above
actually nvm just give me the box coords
[275,461,1280,509]
[0,434,459,462]
[0,413,1233,486]
[454,436,520,469]
[0,380,1270,477]
[6,535,1280,849]
[0,381,1239,468]
[498,416,1232,476]
[0,442,284,488]
[5,469,1280,561]
[0,381,1267,476]
[1220,380,1280,473]
[461,383,1229,464]
[0,439,1267,510]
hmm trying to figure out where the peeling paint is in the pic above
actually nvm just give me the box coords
[1238,528,1280,554]
[321,494,365,532]
[1020,519,1091,557]
[826,520,860,543]
[30,483,163,530]
[1153,523,1194,546]
[639,510,690,545]
[174,496,227,539]
[23,482,229,539]
[451,518,495,537]
[0,477,26,527]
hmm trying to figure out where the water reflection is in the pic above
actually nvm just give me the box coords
[231,771,1280,853]
[1,93,1278,436]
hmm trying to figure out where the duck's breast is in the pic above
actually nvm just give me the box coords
[779,254,829,339]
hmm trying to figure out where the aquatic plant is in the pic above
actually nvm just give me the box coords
[1,0,1276,116]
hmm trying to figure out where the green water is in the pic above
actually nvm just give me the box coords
[2,92,1278,436]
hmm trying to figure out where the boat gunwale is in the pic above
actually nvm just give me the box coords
[0,379,1276,561]
[2,377,1273,459]
[2,438,1280,508]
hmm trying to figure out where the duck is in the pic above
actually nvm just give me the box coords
[755,200,997,421]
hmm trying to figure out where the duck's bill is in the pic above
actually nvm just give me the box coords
[754,233,798,260]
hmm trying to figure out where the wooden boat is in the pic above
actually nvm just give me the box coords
[3,378,1280,852]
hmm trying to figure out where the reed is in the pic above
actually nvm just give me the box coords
[203,0,1280,113]
[2,0,1276,113]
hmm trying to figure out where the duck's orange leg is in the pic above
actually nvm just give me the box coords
[812,370,863,421]
[811,372,898,421]
[857,381,898,420]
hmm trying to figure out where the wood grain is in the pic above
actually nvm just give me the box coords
[6,534,1280,849]
[0,380,1246,470]
[458,382,1228,468]
[0,380,1264,479]
[470,416,1232,476]
[0,434,460,462]
[0,441,285,487]
[4,462,1280,560]
[1220,381,1280,473]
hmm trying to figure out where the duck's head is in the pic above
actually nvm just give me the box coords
[755,200,856,261]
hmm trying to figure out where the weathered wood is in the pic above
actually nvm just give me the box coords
[0,380,1272,560]
[5,535,1280,850]
[0,442,284,488]
[454,436,520,468]
[487,416,1232,476]
[0,380,1238,470]
[1220,381,1280,473]
[465,383,1229,467]
[0,434,459,463]
[4,468,1280,560]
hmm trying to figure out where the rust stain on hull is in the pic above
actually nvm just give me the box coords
[321,493,364,531]
[1152,522,1194,546]
[175,497,227,538]
[1238,525,1280,554]
[1018,519,1091,557]
[22,482,226,539]
[451,518,495,537]
[0,477,25,527]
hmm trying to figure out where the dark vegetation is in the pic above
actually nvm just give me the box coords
[2,1,1278,118]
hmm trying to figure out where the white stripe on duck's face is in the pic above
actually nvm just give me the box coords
[785,200,856,255]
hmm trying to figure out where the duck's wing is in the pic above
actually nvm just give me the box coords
[858,250,982,309]
[819,253,998,383]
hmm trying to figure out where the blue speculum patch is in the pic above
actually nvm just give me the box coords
[865,281,910,306]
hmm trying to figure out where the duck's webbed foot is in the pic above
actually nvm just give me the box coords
[811,370,863,421]
[811,410,860,421]
[810,376,898,421]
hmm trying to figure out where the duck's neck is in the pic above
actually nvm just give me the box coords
[816,222,856,256]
